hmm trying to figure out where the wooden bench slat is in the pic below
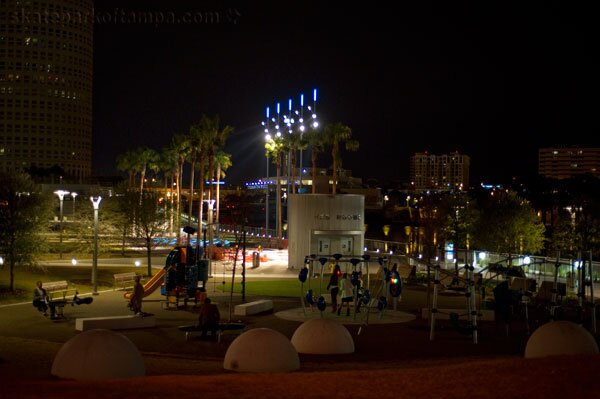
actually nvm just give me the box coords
[113,272,139,290]
[43,281,76,300]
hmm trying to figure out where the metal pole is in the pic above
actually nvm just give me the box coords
[299,140,303,192]
[551,251,560,320]
[59,197,64,259]
[92,206,98,294]
[90,196,102,295]
[265,155,269,233]
[430,255,440,341]
[589,251,596,334]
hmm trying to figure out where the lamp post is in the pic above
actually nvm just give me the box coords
[90,196,102,295]
[204,199,216,278]
[54,190,69,259]
[265,147,270,234]
[71,192,78,216]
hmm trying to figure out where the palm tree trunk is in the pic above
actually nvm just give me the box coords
[207,152,215,261]
[139,165,146,193]
[276,153,282,245]
[215,163,222,224]
[312,151,318,194]
[197,158,205,254]
[176,158,184,244]
[169,174,174,236]
[139,165,146,204]
[188,150,197,231]
[332,143,339,195]
[290,150,297,194]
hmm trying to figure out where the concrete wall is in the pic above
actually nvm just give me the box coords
[288,194,364,270]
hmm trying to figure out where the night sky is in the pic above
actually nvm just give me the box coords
[92,1,599,186]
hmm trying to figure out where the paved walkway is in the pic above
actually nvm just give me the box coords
[2,251,599,398]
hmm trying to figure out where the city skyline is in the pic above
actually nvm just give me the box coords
[91,1,598,185]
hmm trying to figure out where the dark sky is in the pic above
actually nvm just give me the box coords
[92,1,599,186]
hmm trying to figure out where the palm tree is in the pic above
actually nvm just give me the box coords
[200,115,233,213]
[171,133,190,243]
[324,123,359,195]
[187,123,206,230]
[134,146,159,195]
[159,145,179,236]
[265,135,285,243]
[214,150,232,225]
[116,149,138,188]
[198,115,233,257]
[304,130,327,194]
[283,130,307,194]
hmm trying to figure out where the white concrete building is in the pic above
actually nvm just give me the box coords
[287,194,365,270]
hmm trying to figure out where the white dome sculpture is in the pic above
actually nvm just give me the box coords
[291,318,355,354]
[525,321,599,359]
[223,328,300,372]
[51,329,145,380]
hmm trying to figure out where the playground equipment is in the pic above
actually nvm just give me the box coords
[124,244,208,307]
[160,245,208,307]
[408,247,598,344]
[428,251,479,343]
[299,252,402,335]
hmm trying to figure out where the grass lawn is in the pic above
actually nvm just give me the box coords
[0,266,147,305]
[217,279,320,298]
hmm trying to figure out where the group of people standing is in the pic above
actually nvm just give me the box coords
[326,264,364,316]
[326,263,403,315]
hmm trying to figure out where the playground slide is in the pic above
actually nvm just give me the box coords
[123,268,165,300]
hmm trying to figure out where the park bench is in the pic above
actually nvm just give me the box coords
[41,280,77,319]
[44,280,77,300]
[234,299,273,316]
[114,272,138,290]
[178,323,246,343]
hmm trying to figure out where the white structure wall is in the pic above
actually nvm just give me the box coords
[288,194,365,270]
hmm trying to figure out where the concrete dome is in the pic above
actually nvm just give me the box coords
[224,328,299,372]
[525,321,599,359]
[51,329,145,380]
[291,318,355,354]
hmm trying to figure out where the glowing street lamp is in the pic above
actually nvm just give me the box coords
[261,89,319,238]
[71,192,78,215]
[90,196,102,295]
[54,190,70,259]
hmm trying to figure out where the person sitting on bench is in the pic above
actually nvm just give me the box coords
[33,281,56,319]
[197,297,220,340]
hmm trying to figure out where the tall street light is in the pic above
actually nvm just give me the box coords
[71,192,78,216]
[54,190,69,259]
[261,89,319,235]
[90,196,102,295]
[264,107,270,235]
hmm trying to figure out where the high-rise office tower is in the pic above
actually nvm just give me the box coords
[0,0,93,181]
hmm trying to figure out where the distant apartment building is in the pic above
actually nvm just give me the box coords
[410,151,470,192]
[0,0,94,181]
[538,147,600,179]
